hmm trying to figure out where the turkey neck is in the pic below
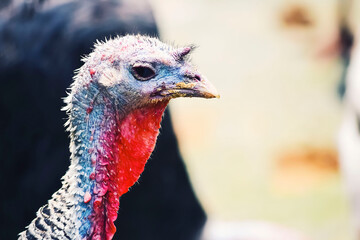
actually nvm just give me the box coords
[65,85,168,240]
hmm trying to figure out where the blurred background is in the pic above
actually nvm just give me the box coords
[2,0,360,239]
[150,0,360,239]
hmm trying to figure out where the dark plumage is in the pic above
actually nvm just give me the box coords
[0,0,206,239]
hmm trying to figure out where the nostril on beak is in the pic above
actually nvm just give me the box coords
[184,73,202,81]
[194,74,201,81]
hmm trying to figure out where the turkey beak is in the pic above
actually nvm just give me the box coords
[153,73,219,99]
[178,73,220,99]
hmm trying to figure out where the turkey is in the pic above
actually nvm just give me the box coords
[0,0,207,239]
[18,35,218,239]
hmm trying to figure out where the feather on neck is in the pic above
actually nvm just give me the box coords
[62,80,169,239]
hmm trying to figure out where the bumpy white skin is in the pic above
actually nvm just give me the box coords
[18,35,217,240]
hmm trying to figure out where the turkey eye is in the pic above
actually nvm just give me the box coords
[131,64,156,81]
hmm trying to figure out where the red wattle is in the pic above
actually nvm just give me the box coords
[88,100,169,240]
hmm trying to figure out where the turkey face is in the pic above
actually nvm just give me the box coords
[97,46,218,111]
